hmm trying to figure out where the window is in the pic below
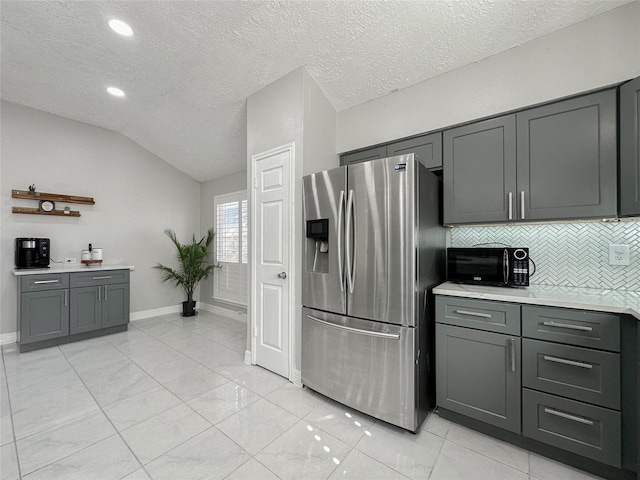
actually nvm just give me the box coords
[213,191,248,305]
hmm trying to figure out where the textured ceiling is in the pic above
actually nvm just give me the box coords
[0,0,631,182]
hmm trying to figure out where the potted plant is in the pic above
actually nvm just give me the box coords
[154,228,220,316]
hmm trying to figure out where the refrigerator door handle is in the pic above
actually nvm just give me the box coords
[345,189,355,294]
[337,190,345,292]
[307,315,401,340]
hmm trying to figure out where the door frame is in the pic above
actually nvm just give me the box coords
[249,142,295,381]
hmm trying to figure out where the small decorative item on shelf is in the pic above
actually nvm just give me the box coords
[39,200,55,212]
[63,206,71,215]
[28,184,36,194]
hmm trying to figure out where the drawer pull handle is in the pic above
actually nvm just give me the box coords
[544,407,594,426]
[543,355,593,369]
[64,289,68,306]
[543,321,593,332]
[455,310,492,319]
[510,339,516,372]
[34,279,60,284]
[542,355,593,369]
[307,315,400,340]
[92,276,112,280]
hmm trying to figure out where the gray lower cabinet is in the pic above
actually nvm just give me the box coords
[443,88,617,225]
[436,294,627,470]
[620,76,640,216]
[18,269,130,351]
[69,272,130,334]
[523,388,621,468]
[19,288,69,344]
[340,132,443,169]
[436,322,521,433]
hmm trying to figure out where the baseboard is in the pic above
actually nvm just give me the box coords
[0,332,17,346]
[244,350,252,365]
[130,305,180,321]
[291,368,302,387]
[199,302,247,323]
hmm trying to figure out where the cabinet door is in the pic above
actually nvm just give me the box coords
[436,323,521,433]
[620,76,640,216]
[340,146,387,166]
[69,286,101,334]
[516,89,617,220]
[20,290,69,344]
[101,283,130,328]
[387,133,442,169]
[443,115,516,225]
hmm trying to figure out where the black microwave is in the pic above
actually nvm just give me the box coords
[447,247,529,287]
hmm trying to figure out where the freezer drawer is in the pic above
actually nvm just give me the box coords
[301,308,424,431]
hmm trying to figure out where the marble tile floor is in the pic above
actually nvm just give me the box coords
[0,311,603,480]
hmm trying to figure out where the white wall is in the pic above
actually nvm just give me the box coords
[246,67,336,379]
[336,2,640,153]
[199,171,248,305]
[0,101,201,336]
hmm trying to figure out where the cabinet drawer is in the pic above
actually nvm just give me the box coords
[523,388,621,467]
[20,274,69,292]
[70,270,130,287]
[522,339,620,409]
[436,296,520,335]
[522,306,620,352]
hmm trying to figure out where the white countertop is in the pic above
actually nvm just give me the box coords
[13,264,135,276]
[433,282,640,321]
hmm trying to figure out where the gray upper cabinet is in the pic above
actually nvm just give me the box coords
[340,132,443,169]
[443,115,516,224]
[340,145,387,166]
[516,89,617,221]
[443,89,617,225]
[386,133,442,169]
[620,76,640,216]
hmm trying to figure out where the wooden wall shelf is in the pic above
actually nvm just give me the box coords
[12,189,94,205]
[12,207,81,217]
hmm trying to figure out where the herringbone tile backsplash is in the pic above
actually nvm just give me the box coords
[450,221,640,291]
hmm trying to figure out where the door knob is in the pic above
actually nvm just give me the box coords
[277,272,287,279]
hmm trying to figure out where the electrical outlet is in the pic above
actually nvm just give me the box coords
[608,244,630,266]
[64,257,77,264]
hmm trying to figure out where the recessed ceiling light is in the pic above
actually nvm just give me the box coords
[107,86,125,97]
[108,19,133,37]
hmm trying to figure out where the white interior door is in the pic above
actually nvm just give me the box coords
[251,143,293,379]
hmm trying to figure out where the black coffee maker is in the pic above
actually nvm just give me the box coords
[15,238,50,269]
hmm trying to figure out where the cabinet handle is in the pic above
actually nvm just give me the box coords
[510,339,516,372]
[98,286,101,302]
[64,289,68,306]
[508,192,513,220]
[543,355,593,369]
[104,285,108,301]
[520,191,525,219]
[92,276,112,280]
[34,279,60,284]
[455,309,492,319]
[544,407,594,426]
[543,321,593,332]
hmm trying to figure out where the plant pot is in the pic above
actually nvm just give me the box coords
[181,300,197,317]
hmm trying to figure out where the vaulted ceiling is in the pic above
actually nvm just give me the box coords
[1,1,631,181]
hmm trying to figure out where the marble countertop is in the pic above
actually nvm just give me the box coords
[13,264,135,276]
[433,282,640,321]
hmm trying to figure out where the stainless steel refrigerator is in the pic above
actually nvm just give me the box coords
[301,154,445,432]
